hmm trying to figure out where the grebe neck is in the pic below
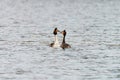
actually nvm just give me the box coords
[62,35,66,43]
[54,35,60,47]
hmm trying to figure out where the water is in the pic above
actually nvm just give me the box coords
[0,0,120,80]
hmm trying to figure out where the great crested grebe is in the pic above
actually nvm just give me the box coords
[50,28,60,48]
[60,30,71,49]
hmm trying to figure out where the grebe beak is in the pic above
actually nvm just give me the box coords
[60,31,64,34]
[57,30,60,32]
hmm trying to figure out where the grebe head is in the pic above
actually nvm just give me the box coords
[53,28,60,35]
[61,30,66,36]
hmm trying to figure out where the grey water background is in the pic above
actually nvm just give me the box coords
[0,0,120,80]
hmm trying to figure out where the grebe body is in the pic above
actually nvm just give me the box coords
[50,28,60,48]
[60,30,71,49]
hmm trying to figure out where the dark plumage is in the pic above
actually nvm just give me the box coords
[60,30,71,49]
[50,42,54,47]
[53,28,58,35]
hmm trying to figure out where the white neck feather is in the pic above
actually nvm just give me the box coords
[53,35,60,48]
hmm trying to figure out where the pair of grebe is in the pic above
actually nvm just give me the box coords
[50,28,71,49]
